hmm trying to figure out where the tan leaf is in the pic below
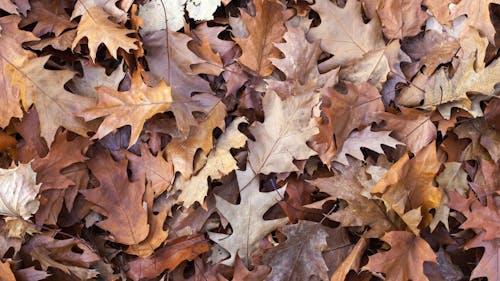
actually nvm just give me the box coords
[248,90,319,174]
[363,231,437,281]
[166,102,226,178]
[23,233,100,280]
[0,163,40,221]
[71,0,128,23]
[234,0,293,76]
[308,0,385,67]
[72,6,138,61]
[333,127,403,165]
[79,70,172,148]
[176,117,247,207]
[70,61,125,98]
[8,55,95,145]
[19,0,75,37]
[0,15,37,128]
[208,167,288,265]
[450,0,500,44]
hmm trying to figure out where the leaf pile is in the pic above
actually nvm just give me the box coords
[0,0,499,280]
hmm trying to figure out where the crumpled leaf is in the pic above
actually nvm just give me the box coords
[79,70,172,148]
[208,167,288,265]
[363,231,437,281]
[262,221,329,281]
[307,161,394,238]
[0,162,40,221]
[247,90,319,174]
[72,6,138,61]
[23,233,100,280]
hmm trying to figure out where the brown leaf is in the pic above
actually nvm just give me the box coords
[166,101,226,178]
[79,70,172,148]
[378,107,436,154]
[307,162,394,238]
[126,234,210,281]
[310,82,384,166]
[80,147,149,245]
[331,238,368,281]
[32,131,90,192]
[262,221,329,281]
[364,0,428,39]
[234,0,293,76]
[72,6,138,61]
[363,231,437,281]
[19,0,75,37]
[372,142,442,232]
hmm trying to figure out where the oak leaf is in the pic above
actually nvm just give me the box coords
[127,234,210,281]
[333,127,403,165]
[262,221,329,281]
[310,82,384,167]
[464,232,500,281]
[372,142,442,232]
[80,147,149,245]
[31,131,90,192]
[8,56,95,145]
[0,15,37,128]
[308,0,385,68]
[19,0,75,37]
[378,107,436,154]
[72,6,138,61]
[71,0,128,23]
[234,0,293,76]
[166,102,226,178]
[70,61,125,98]
[23,233,100,280]
[176,117,247,207]
[331,238,368,281]
[363,0,428,39]
[0,0,18,14]
[0,162,40,237]
[79,70,172,148]
[247,90,319,174]
[430,162,469,231]
[450,0,500,44]
[208,167,288,265]
[363,231,437,281]
[142,29,217,137]
[307,162,394,238]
